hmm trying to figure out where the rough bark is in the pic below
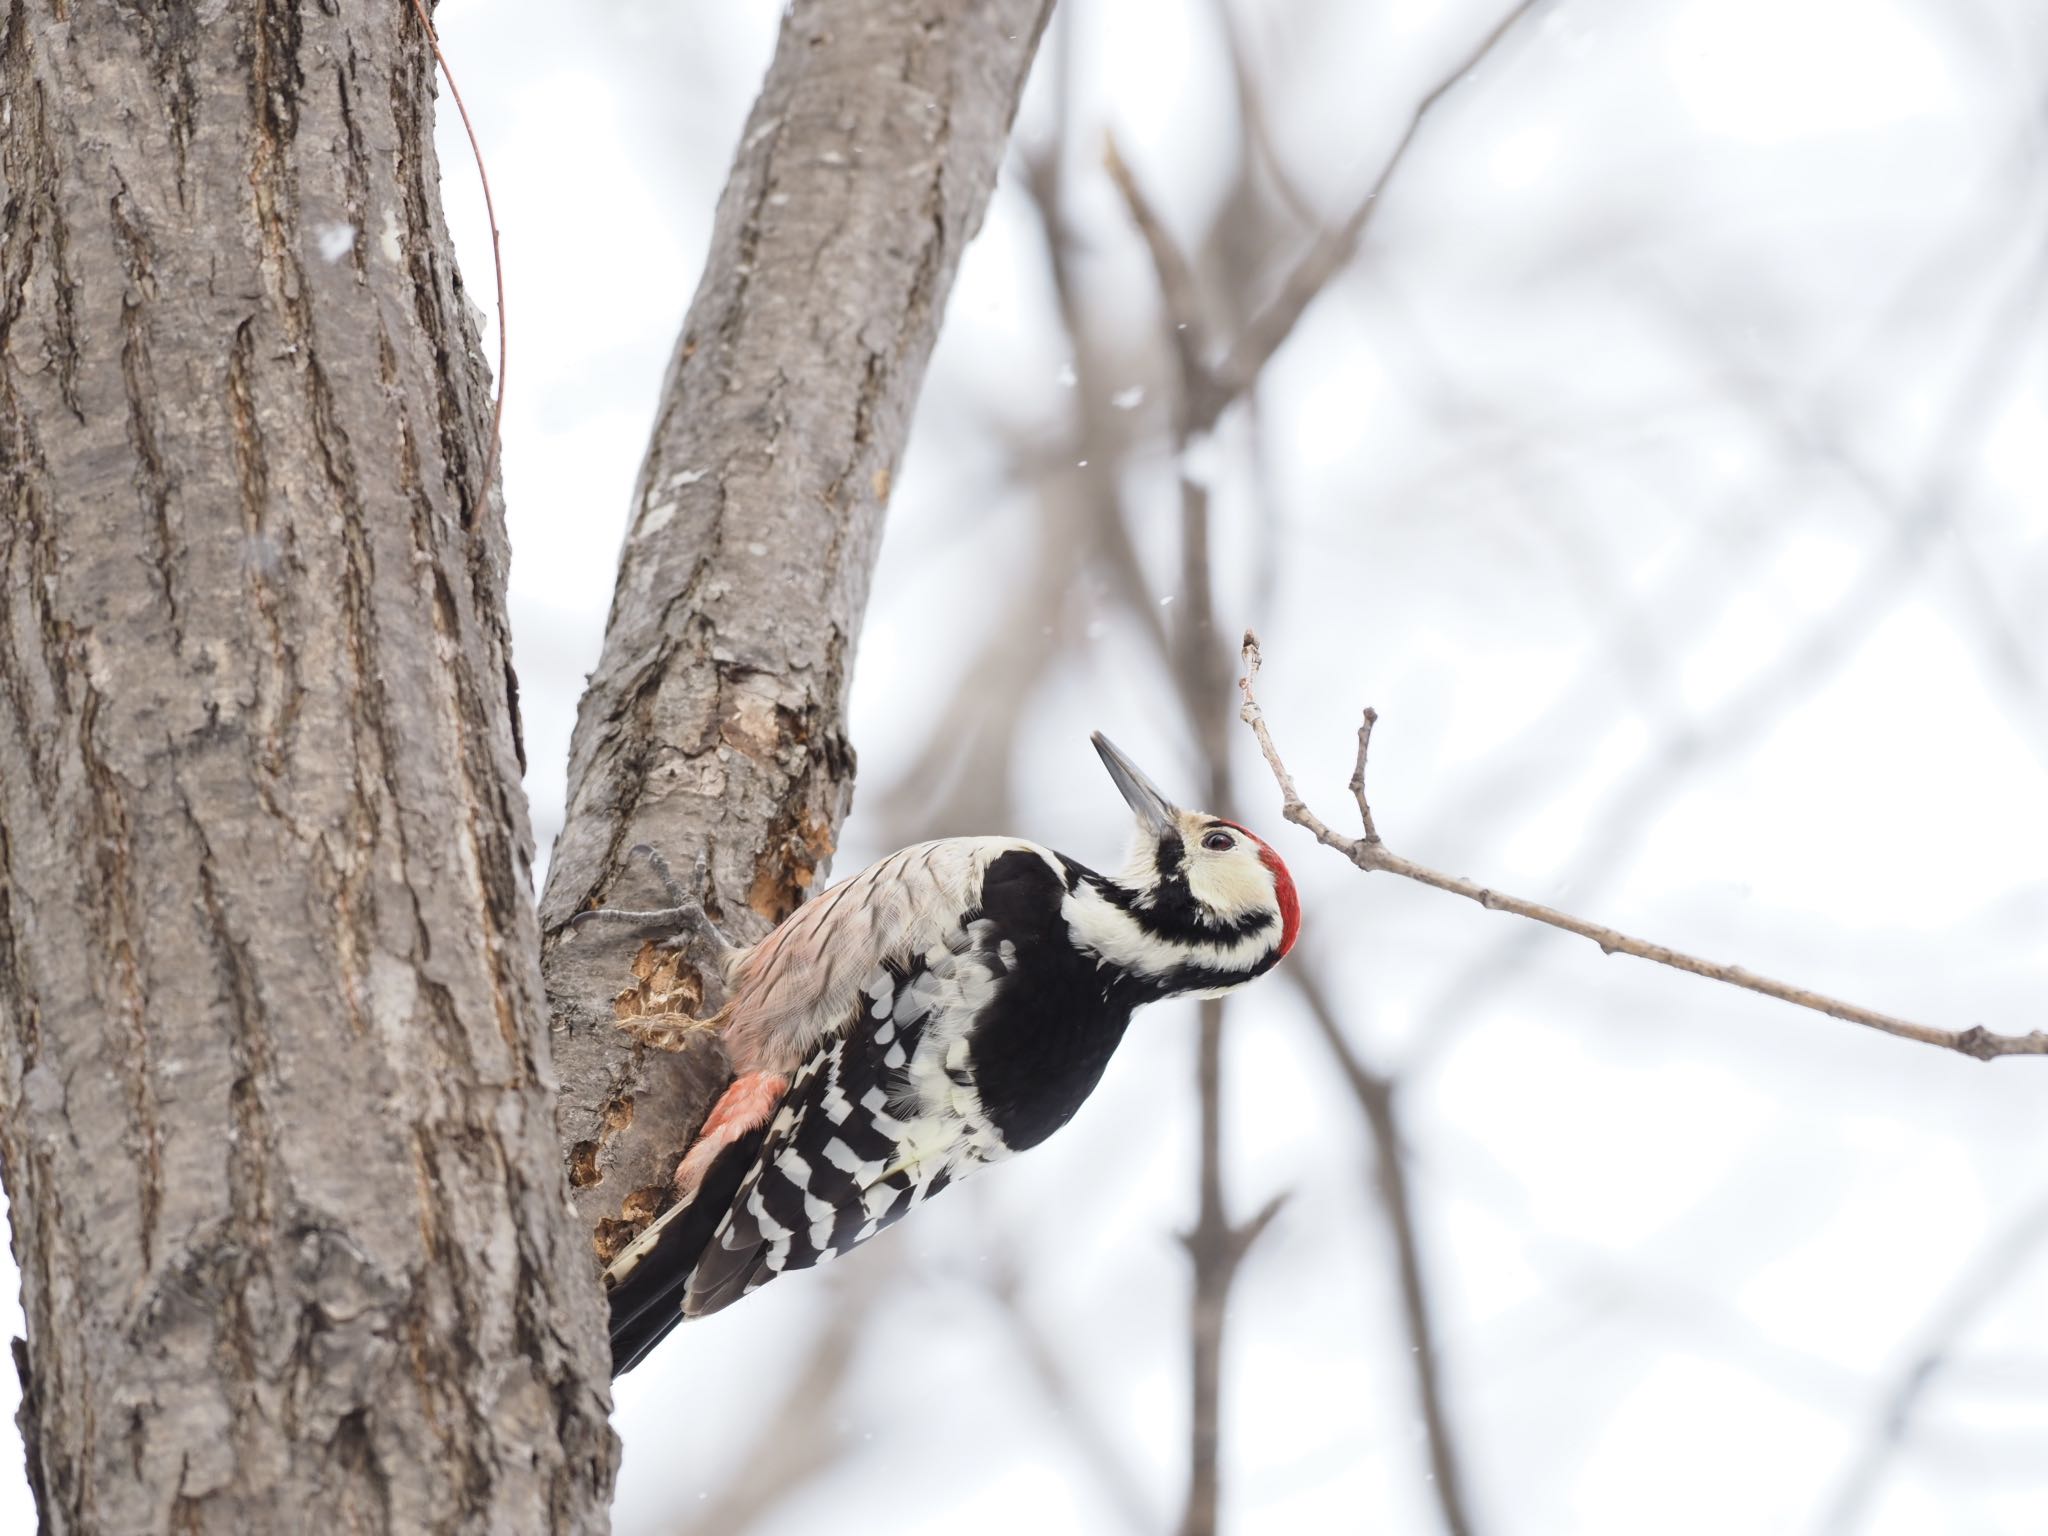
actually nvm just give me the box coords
[538,0,1054,1265]
[0,4,614,1533]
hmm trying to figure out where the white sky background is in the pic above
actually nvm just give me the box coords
[6,0,2048,1532]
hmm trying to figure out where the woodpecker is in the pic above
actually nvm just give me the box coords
[589,733,1299,1376]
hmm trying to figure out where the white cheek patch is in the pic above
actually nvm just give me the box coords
[1185,849,1274,920]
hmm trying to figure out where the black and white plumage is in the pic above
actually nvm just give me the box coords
[599,734,1300,1376]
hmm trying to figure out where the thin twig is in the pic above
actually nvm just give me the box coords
[1237,631,2048,1063]
[1103,135,1213,428]
[1008,47,1285,1531]
[407,0,507,514]
[1349,708,1380,842]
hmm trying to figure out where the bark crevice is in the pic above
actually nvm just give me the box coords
[0,4,615,1530]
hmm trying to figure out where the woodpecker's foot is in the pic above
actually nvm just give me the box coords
[568,843,737,962]
[675,1071,788,1199]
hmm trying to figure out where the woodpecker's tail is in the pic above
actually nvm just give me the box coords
[605,1125,769,1377]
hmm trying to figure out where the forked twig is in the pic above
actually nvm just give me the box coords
[1237,632,2048,1062]
[1105,0,1548,444]
[1209,0,1546,416]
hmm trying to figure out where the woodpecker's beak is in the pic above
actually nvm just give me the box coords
[1091,732,1179,838]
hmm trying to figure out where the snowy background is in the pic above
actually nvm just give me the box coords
[8,0,2048,1531]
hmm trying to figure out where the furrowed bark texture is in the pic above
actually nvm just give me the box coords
[0,4,615,1532]
[538,0,1053,1264]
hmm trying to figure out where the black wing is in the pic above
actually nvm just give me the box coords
[606,1123,769,1376]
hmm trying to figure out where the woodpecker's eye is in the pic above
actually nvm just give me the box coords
[1200,829,1235,852]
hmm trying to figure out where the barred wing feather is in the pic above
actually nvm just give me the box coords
[685,955,961,1317]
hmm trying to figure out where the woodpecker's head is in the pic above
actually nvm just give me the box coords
[1081,732,1300,996]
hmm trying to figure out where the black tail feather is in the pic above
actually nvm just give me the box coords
[607,1126,768,1378]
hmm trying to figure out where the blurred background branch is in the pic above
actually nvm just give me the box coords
[558,0,2048,1531]
[1291,961,1482,1536]
[515,1,2048,1531]
[1816,1192,2048,1536]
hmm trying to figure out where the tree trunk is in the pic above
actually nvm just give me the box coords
[537,0,1055,1266]
[0,4,614,1532]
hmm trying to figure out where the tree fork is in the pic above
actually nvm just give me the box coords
[538,0,1054,1268]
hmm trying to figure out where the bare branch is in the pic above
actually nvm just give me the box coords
[1238,633,2048,1062]
[671,1256,891,1536]
[1237,1188,1290,1259]
[980,1246,1161,1535]
[1206,0,1324,230]
[1290,965,1480,1536]
[1388,212,2048,1078]
[1107,0,1547,445]
[1209,0,1546,419]
[1104,134,1214,428]
[1094,19,1551,1529]
[1018,129,1173,670]
[1177,994,1286,1536]
[1816,1192,2048,1536]
[1019,45,1281,1529]
[1108,143,1287,1524]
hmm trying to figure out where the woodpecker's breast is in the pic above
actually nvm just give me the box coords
[951,848,1141,1152]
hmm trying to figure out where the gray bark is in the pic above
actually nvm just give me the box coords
[538,0,1054,1265]
[0,3,614,1533]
